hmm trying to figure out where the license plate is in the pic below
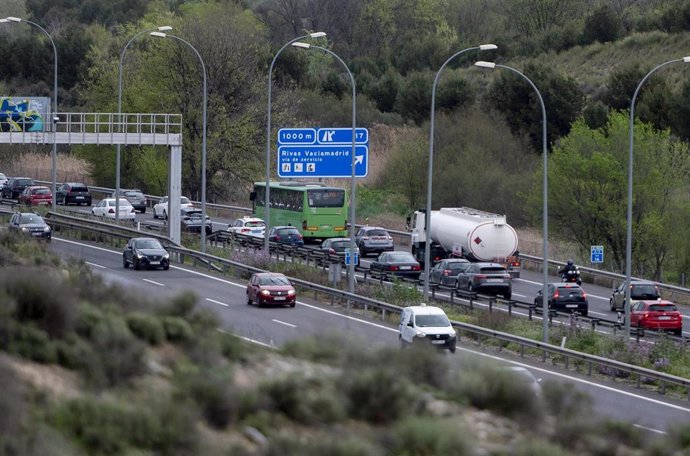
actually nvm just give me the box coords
[149,261,160,265]
[657,316,671,320]
[566,304,578,308]
[274,297,286,301]
[399,266,411,270]
[431,340,445,344]
[252,229,261,234]
[31,232,42,236]
[76,196,84,199]
[487,278,503,283]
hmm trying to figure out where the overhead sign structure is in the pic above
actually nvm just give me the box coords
[278,127,369,178]
[591,245,604,263]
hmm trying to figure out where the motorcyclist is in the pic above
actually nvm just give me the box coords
[559,259,577,276]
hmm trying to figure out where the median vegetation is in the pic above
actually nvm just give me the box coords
[3,233,690,454]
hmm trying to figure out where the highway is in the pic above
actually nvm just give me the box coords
[49,235,690,435]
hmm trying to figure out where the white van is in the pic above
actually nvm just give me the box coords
[398,304,456,353]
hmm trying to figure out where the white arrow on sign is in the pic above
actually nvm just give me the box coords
[355,155,364,165]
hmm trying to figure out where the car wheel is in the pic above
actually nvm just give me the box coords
[503,291,512,300]
[290,302,296,308]
[123,255,129,268]
[674,329,682,336]
[133,258,140,270]
[581,310,588,317]
[163,264,169,271]
[467,282,474,292]
[153,211,158,219]
[163,210,167,220]
[247,293,252,305]
[448,344,456,354]
[455,279,461,289]
[609,299,615,312]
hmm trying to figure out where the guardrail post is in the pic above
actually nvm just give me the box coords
[488,298,494,312]
[660,382,666,395]
[431,286,436,300]
[528,306,533,321]
[469,295,474,310]
[587,362,592,376]
[508,301,513,317]
[520,345,524,357]
[564,356,569,370]
[449,290,454,304]
[590,319,597,331]
[381,308,386,321]
[542,349,546,362]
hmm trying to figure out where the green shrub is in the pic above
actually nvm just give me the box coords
[388,417,471,455]
[342,366,416,424]
[509,438,566,456]
[10,324,57,364]
[0,357,26,436]
[266,431,383,456]
[126,312,165,345]
[55,334,94,370]
[74,302,105,339]
[175,368,238,429]
[161,291,197,318]
[161,317,194,343]
[217,330,245,361]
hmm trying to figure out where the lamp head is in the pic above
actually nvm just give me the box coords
[6,16,22,22]
[0,19,8,23]
[309,32,326,38]
[683,56,690,63]
[150,31,167,38]
[291,42,311,49]
[158,26,173,31]
[479,44,498,51]
[475,61,496,69]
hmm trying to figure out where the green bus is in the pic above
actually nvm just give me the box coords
[250,182,348,239]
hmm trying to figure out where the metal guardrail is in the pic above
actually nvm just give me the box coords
[38,216,690,399]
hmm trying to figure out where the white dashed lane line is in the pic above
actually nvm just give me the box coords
[272,319,296,328]
[142,278,165,287]
[206,298,229,307]
[86,261,106,269]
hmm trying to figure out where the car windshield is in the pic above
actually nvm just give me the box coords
[480,267,506,274]
[33,188,50,195]
[278,228,300,235]
[332,240,355,250]
[388,252,415,262]
[19,214,43,224]
[649,304,677,312]
[631,284,659,299]
[245,220,265,227]
[307,189,345,208]
[447,263,468,270]
[557,287,583,296]
[366,229,388,237]
[259,275,290,285]
[71,186,88,192]
[125,191,142,197]
[135,239,163,249]
[415,314,450,327]
[181,197,191,204]
[113,199,132,206]
[17,179,31,185]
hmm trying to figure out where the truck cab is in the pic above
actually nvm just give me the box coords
[398,304,456,353]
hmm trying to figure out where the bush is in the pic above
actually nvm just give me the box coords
[74,302,106,339]
[388,417,471,455]
[161,317,194,343]
[217,330,245,361]
[10,324,57,364]
[55,334,94,370]
[266,432,383,456]
[175,368,238,429]
[161,291,197,318]
[126,312,165,345]
[259,374,345,425]
[342,366,416,424]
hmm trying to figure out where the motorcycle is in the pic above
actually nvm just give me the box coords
[561,268,582,286]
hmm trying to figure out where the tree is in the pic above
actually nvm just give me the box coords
[581,5,622,44]
[379,129,427,211]
[485,62,584,153]
[542,111,690,278]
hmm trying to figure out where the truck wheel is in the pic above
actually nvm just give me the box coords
[609,299,615,311]
[467,282,474,292]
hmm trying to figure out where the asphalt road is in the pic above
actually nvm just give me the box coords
[49,235,690,435]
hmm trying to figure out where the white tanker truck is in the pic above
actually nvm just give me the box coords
[408,207,521,277]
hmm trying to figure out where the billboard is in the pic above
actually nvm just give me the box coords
[0,97,50,132]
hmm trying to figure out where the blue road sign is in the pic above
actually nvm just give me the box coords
[278,145,368,178]
[591,245,604,263]
[345,248,359,266]
[316,128,368,145]
[277,128,317,145]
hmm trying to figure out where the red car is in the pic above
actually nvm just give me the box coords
[18,185,52,206]
[630,300,683,336]
[246,272,296,307]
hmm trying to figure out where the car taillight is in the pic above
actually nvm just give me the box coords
[272,236,279,241]
[503,274,511,279]
[388,265,399,271]
[240,228,250,233]
[475,274,487,279]
[297,234,303,240]
[412,265,421,271]
[443,269,451,276]
[328,248,336,254]
[362,236,369,240]
[108,208,115,213]
[130,208,135,213]
[433,256,441,261]
[553,291,559,299]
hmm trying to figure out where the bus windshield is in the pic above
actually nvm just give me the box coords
[308,189,345,208]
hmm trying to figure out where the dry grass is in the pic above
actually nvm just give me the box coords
[1,151,92,184]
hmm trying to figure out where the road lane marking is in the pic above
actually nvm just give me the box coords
[86,261,106,269]
[272,319,296,328]
[217,329,275,349]
[206,298,229,307]
[142,278,165,287]
[632,424,668,435]
[56,237,690,415]
[589,310,607,316]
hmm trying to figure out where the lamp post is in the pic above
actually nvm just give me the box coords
[475,61,550,343]
[264,32,326,253]
[422,44,497,300]
[3,16,58,210]
[625,56,690,337]
[292,42,357,293]
[115,25,172,222]
[151,32,208,252]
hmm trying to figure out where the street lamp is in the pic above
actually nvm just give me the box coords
[291,42,357,294]
[475,61,550,343]
[3,16,58,210]
[115,25,172,222]
[625,56,690,337]
[150,31,208,252]
[422,44,497,300]
[264,32,326,253]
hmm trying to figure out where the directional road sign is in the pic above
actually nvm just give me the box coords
[345,248,359,266]
[277,127,369,178]
[590,245,604,263]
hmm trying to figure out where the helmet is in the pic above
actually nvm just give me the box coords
[567,259,574,266]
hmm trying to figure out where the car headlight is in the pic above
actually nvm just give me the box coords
[163,253,170,259]
[135,252,143,259]
[260,289,271,296]
[449,330,456,338]
[415,330,426,338]
[43,226,51,233]
[287,289,296,296]
[21,227,28,232]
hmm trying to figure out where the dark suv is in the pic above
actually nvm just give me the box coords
[455,262,512,299]
[112,189,147,213]
[57,182,91,206]
[2,177,34,199]
[355,226,394,256]
[8,212,51,241]
[609,280,661,312]
[535,283,588,317]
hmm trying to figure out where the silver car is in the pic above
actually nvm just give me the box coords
[355,226,394,256]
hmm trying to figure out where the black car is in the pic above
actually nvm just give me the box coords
[319,237,360,266]
[112,189,147,213]
[123,237,170,270]
[2,177,34,199]
[370,251,422,280]
[57,182,91,206]
[428,258,471,286]
[267,226,305,247]
[535,283,589,317]
[455,262,512,299]
[181,207,213,234]
[8,212,51,241]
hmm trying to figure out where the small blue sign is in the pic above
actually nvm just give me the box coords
[278,145,368,178]
[345,248,359,266]
[316,128,368,145]
[591,245,604,263]
[278,128,317,145]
